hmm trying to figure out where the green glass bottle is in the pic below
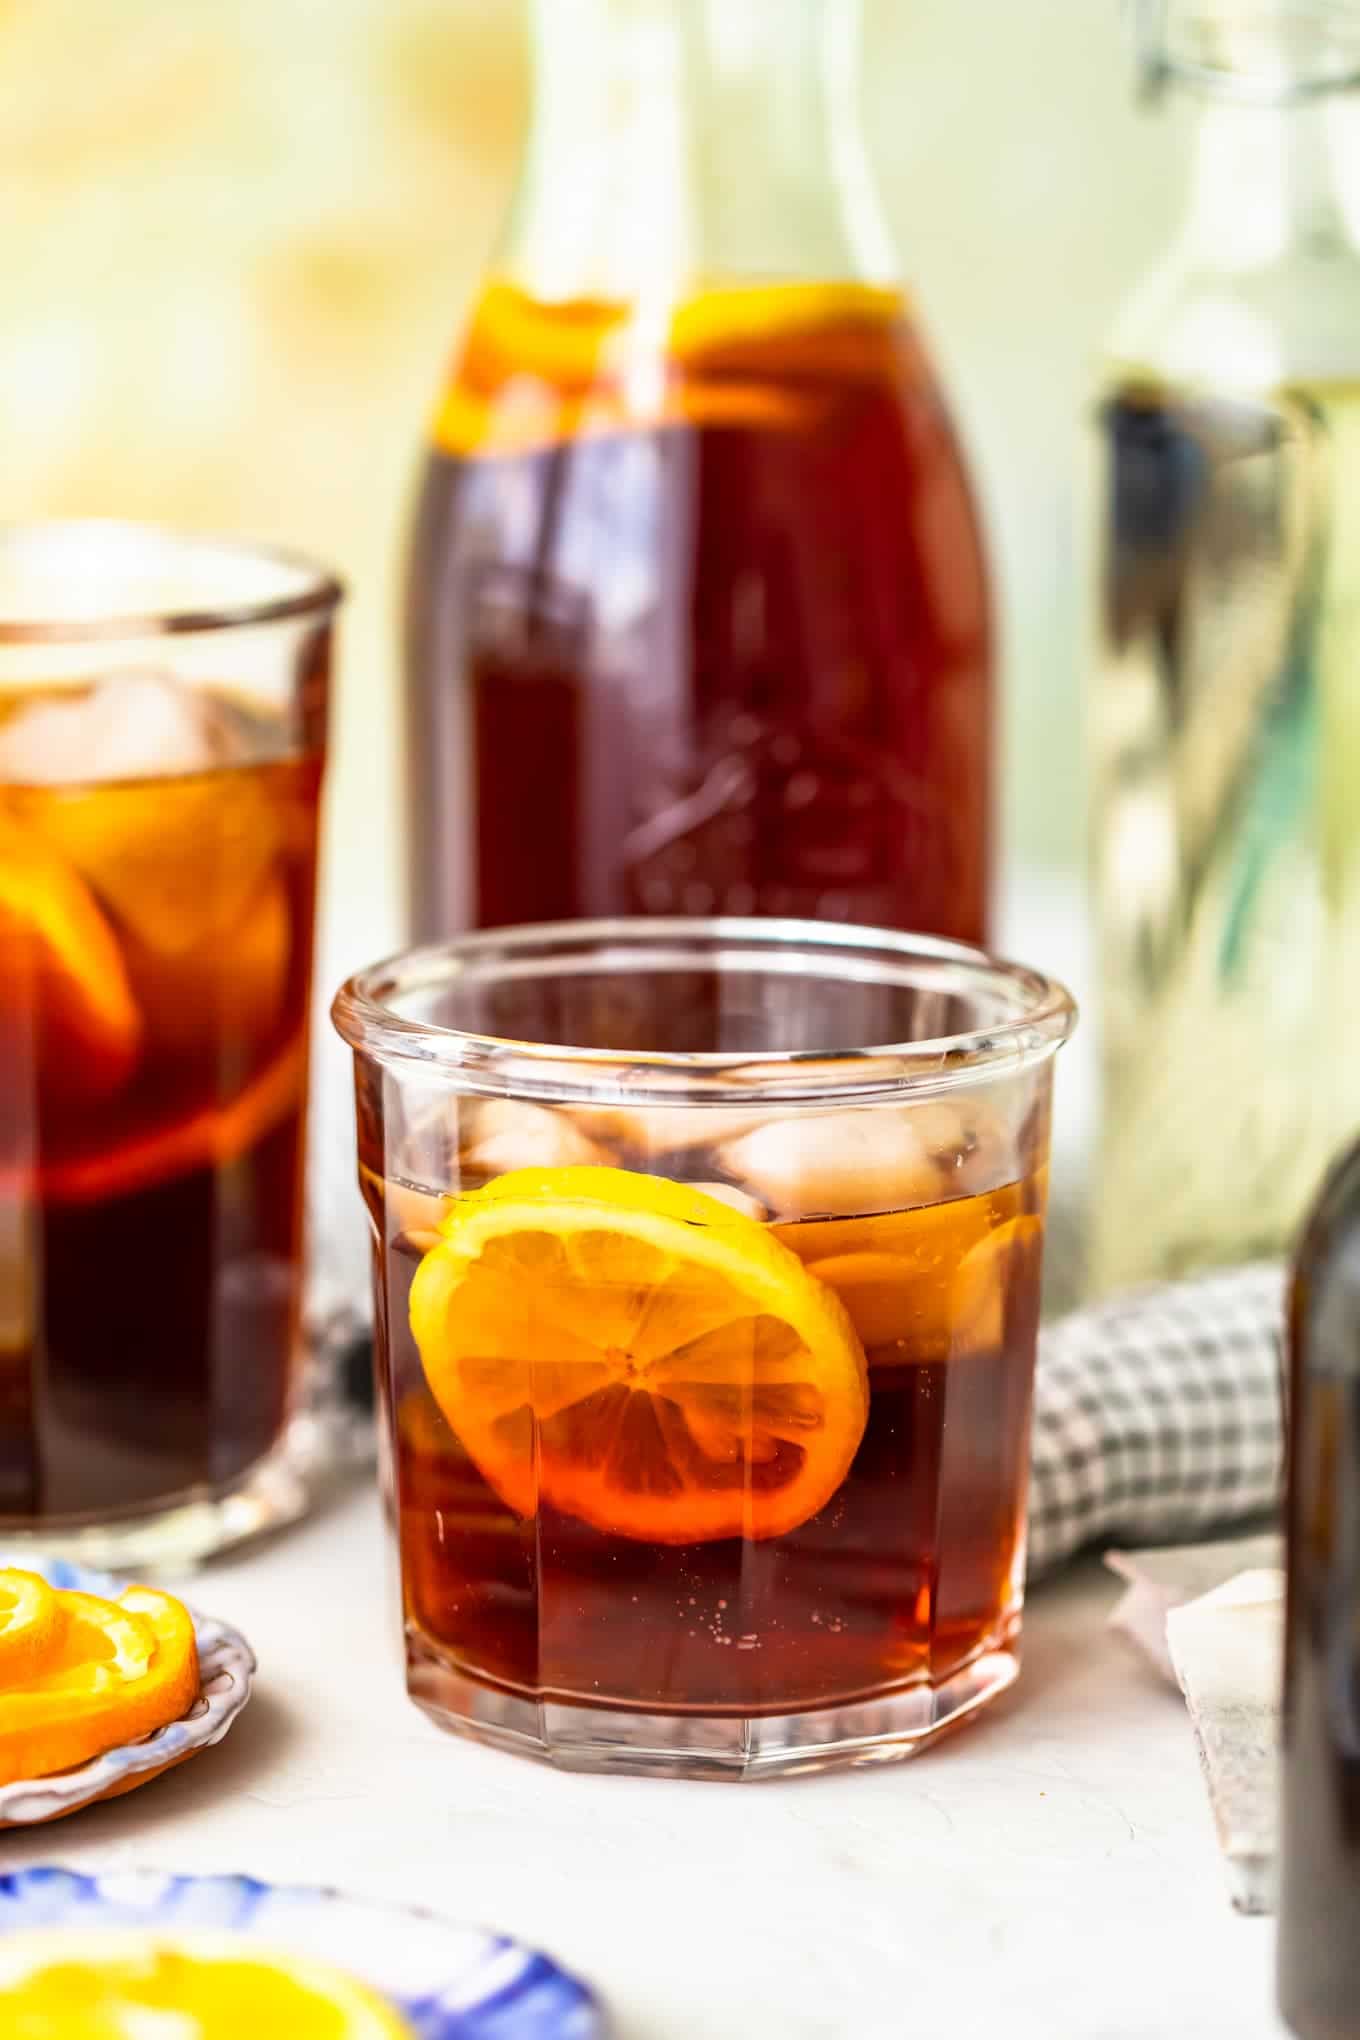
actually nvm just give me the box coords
[1091,0,1360,1293]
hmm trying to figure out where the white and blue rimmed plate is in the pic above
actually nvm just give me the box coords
[0,1869,605,2038]
[0,1554,255,1826]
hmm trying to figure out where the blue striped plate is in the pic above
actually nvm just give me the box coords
[0,1869,604,2038]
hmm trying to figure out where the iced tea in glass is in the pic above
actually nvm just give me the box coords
[335,921,1073,1777]
[0,522,339,1565]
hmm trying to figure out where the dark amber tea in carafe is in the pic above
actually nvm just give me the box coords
[406,280,991,941]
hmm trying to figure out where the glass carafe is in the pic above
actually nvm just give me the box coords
[1090,0,1360,1293]
[404,0,992,944]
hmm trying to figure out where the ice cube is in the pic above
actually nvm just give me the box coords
[907,1103,973,1165]
[8,724,280,958]
[388,1095,463,1196]
[462,1099,604,1177]
[0,670,246,787]
[576,1104,765,1162]
[718,1111,941,1220]
[688,1180,769,1221]
[912,1093,1025,1196]
[382,1180,454,1253]
[124,872,289,1070]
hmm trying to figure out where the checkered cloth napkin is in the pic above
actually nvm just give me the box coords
[1027,1261,1286,1581]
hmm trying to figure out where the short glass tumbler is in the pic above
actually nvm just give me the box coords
[333,920,1074,1778]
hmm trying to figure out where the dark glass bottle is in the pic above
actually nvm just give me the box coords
[1279,1138,1360,2038]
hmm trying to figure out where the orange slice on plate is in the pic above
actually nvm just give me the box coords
[0,1570,61,1686]
[0,1932,413,2039]
[0,1584,199,1785]
[409,1165,868,1545]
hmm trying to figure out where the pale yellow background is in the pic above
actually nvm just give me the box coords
[0,0,1199,996]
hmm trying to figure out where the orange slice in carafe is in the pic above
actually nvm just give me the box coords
[408,1165,869,1544]
[667,280,904,361]
[435,278,904,456]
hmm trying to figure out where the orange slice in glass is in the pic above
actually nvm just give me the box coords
[409,1165,868,1545]
[0,1570,60,1687]
[22,1040,304,1206]
[0,816,141,1104]
[0,1933,413,2039]
[0,1584,199,1785]
[778,1191,1020,1363]
[950,1215,1044,1356]
[9,770,279,962]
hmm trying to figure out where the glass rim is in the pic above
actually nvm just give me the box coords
[1135,0,1360,103]
[0,519,344,643]
[331,917,1077,1106]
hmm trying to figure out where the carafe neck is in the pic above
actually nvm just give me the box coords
[1142,0,1360,264]
[1180,96,1360,269]
[500,0,895,304]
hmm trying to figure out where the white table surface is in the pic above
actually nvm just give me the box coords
[4,1485,1288,2040]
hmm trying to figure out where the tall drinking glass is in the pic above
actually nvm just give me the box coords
[334,919,1074,1778]
[0,521,340,1566]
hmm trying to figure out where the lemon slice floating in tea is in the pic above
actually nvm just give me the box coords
[409,1165,868,1544]
[0,1932,412,2039]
